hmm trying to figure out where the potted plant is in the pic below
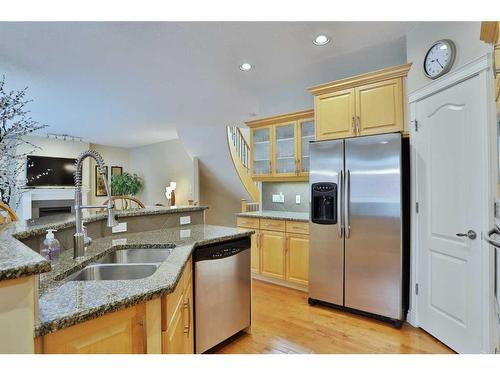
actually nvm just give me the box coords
[110,172,144,210]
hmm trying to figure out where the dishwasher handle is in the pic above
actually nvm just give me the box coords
[194,237,251,262]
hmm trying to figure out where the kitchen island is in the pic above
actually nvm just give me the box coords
[0,206,253,354]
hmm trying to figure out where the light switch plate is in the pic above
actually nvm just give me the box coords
[296,195,301,204]
[112,222,127,233]
[180,216,191,225]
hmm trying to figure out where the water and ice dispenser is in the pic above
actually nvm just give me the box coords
[311,182,337,225]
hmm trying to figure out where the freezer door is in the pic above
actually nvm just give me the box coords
[344,133,402,319]
[309,139,344,305]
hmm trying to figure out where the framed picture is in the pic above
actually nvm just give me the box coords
[95,165,108,197]
[111,166,123,196]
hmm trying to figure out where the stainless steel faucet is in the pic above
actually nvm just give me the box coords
[73,150,116,258]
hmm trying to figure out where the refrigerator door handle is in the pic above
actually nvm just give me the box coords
[337,170,344,238]
[345,169,351,238]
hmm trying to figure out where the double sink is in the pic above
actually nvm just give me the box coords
[67,245,176,281]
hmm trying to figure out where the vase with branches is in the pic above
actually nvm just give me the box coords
[0,76,48,207]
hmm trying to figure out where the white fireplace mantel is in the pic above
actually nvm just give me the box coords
[19,187,90,220]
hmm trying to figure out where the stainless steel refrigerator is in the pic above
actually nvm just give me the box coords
[308,133,408,326]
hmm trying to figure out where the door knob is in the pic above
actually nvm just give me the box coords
[456,230,477,240]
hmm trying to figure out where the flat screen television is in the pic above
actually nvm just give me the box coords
[26,155,77,187]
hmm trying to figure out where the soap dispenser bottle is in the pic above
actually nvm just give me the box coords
[40,229,61,261]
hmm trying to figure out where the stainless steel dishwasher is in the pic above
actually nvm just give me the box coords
[193,237,251,353]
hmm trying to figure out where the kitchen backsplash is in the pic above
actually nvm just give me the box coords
[261,182,309,213]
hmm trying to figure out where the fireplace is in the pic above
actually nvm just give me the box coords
[32,199,74,219]
[39,206,72,217]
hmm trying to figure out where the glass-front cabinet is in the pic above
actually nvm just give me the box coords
[298,119,315,175]
[247,110,314,181]
[274,122,297,177]
[251,126,272,177]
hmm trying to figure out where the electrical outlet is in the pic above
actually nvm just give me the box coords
[180,216,191,225]
[112,222,127,233]
[296,195,301,204]
[272,192,285,203]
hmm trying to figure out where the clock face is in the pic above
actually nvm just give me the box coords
[423,40,456,79]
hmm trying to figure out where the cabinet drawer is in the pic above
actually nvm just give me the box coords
[237,217,260,229]
[286,221,309,235]
[260,219,285,232]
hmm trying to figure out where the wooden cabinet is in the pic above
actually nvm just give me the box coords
[247,110,314,181]
[238,217,309,289]
[315,88,355,140]
[286,234,309,286]
[162,257,193,354]
[260,230,286,279]
[310,64,411,141]
[250,231,260,273]
[39,304,148,354]
[250,125,272,178]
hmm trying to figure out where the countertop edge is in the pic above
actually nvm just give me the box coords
[236,211,309,222]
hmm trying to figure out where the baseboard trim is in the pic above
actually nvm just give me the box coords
[252,274,308,292]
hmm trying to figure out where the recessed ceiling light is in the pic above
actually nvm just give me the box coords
[239,63,253,71]
[313,34,330,46]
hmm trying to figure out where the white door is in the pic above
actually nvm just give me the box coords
[415,75,484,353]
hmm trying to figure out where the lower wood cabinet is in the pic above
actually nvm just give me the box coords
[38,303,148,354]
[250,231,260,273]
[260,230,286,280]
[238,218,309,288]
[286,233,309,286]
[36,257,194,354]
[161,257,193,354]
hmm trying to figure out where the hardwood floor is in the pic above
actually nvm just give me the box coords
[210,280,454,354]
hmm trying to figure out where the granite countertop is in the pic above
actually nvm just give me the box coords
[0,205,207,282]
[37,224,253,337]
[236,210,309,222]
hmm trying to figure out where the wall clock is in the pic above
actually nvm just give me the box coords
[423,39,456,79]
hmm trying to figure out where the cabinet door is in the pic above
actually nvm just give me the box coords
[315,88,355,140]
[298,119,315,175]
[286,234,309,286]
[182,274,194,354]
[165,301,185,354]
[42,305,146,354]
[260,230,285,279]
[273,122,297,177]
[355,78,403,136]
[251,230,260,274]
[251,126,272,177]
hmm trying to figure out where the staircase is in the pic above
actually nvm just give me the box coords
[226,126,259,204]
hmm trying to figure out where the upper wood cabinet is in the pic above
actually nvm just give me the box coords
[309,63,411,141]
[246,109,314,181]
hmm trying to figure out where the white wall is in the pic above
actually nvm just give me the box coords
[129,138,196,206]
[406,22,492,93]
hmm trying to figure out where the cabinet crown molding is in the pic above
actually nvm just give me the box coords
[245,109,314,128]
[308,63,412,96]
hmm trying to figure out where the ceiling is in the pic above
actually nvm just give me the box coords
[0,22,417,148]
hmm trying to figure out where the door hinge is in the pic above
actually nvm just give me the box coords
[415,283,419,295]
[414,120,419,132]
[415,202,419,214]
